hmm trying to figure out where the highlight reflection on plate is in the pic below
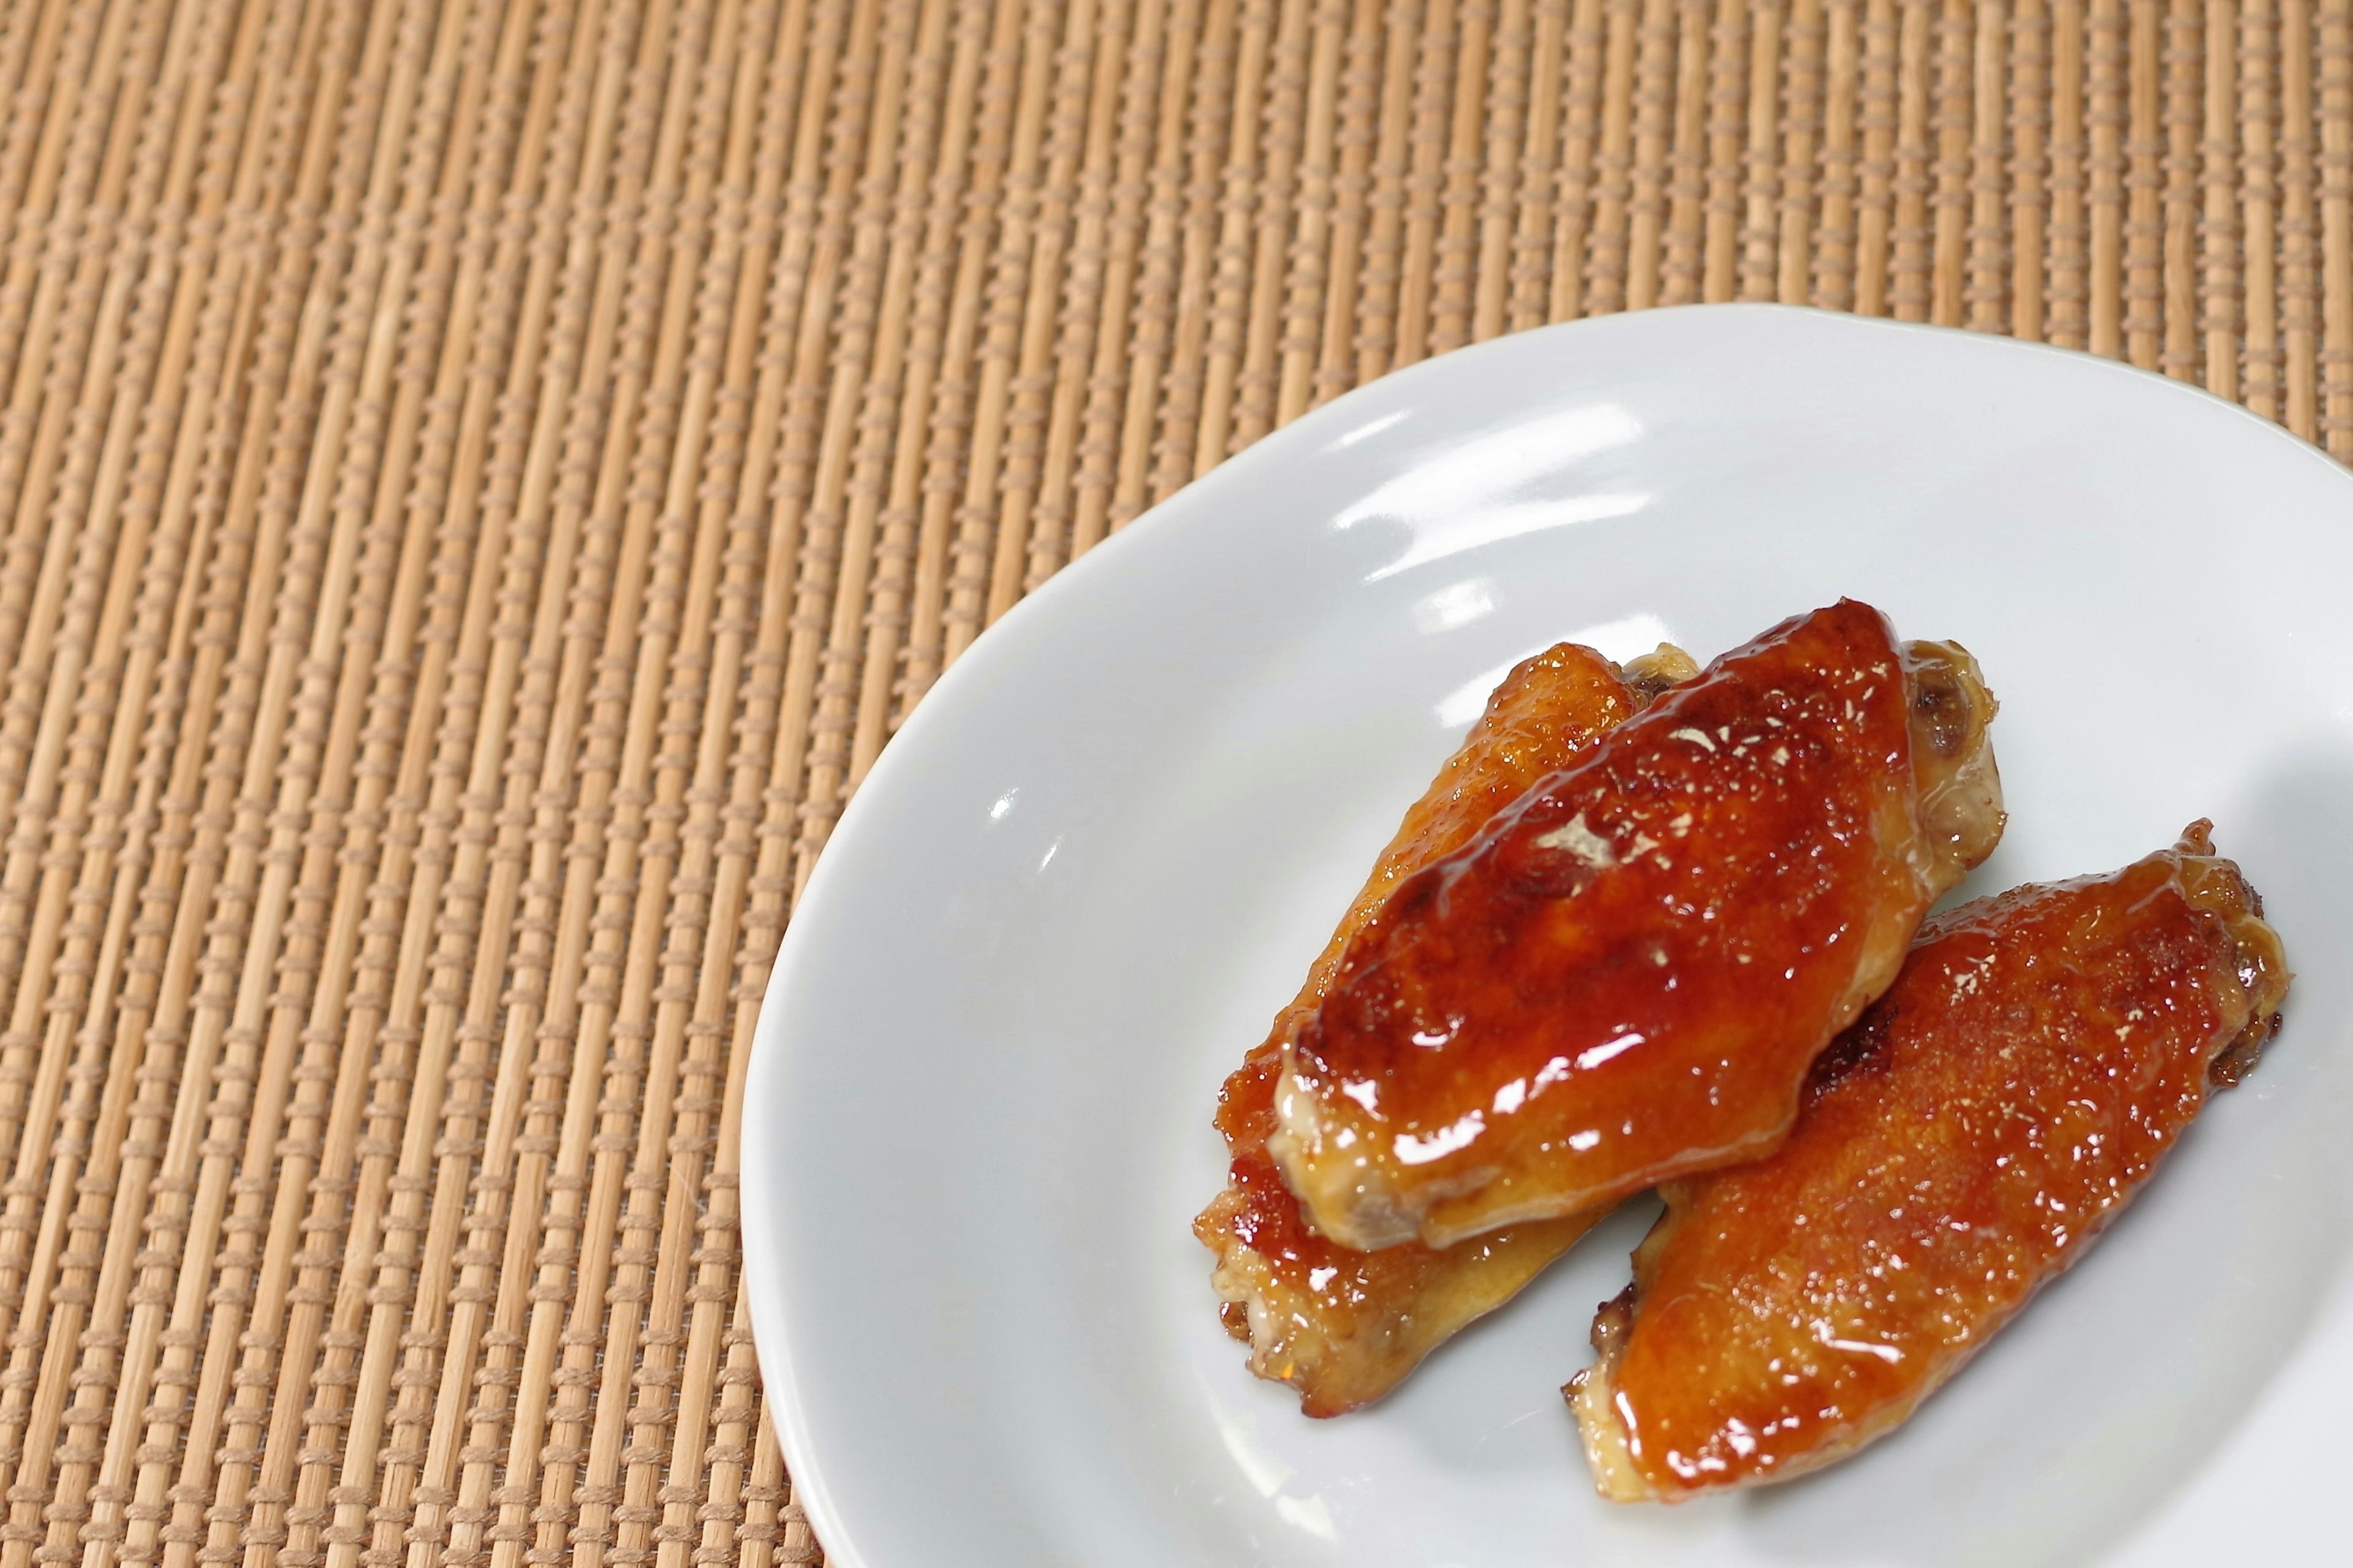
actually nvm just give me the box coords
[743,305,2353,1568]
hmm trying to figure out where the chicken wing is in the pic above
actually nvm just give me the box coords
[1569,824,2291,1500]
[1272,600,2004,1251]
[1196,640,1699,1415]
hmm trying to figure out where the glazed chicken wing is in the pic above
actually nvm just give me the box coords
[1272,600,2004,1251]
[1195,640,1697,1415]
[1569,824,2292,1500]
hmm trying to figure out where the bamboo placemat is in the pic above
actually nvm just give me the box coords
[0,1,2343,1565]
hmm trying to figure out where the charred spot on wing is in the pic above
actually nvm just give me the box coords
[2207,1028,2263,1088]
[1217,1298,1252,1342]
[2208,1006,2287,1089]
[1619,643,1703,708]
[1909,665,1970,759]
[1621,668,1680,707]
[1590,1281,1639,1356]
[1807,1006,1897,1093]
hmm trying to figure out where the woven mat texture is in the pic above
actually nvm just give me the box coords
[0,1,2346,1566]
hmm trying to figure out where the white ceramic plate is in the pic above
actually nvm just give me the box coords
[741,306,2353,1568]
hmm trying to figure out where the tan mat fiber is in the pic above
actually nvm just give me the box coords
[0,1,2344,1565]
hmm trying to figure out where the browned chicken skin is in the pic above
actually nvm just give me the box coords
[1271,601,2004,1252]
[1195,640,1698,1415]
[1569,824,2292,1501]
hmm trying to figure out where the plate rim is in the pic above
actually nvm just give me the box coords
[738,301,2353,1568]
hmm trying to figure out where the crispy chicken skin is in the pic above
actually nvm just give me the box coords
[1195,640,1698,1416]
[1569,825,2292,1501]
[1271,601,2004,1251]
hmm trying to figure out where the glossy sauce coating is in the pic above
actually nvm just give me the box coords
[1274,601,2002,1251]
[1202,1051,1605,1415]
[1571,828,2291,1499]
[1195,641,1688,1414]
